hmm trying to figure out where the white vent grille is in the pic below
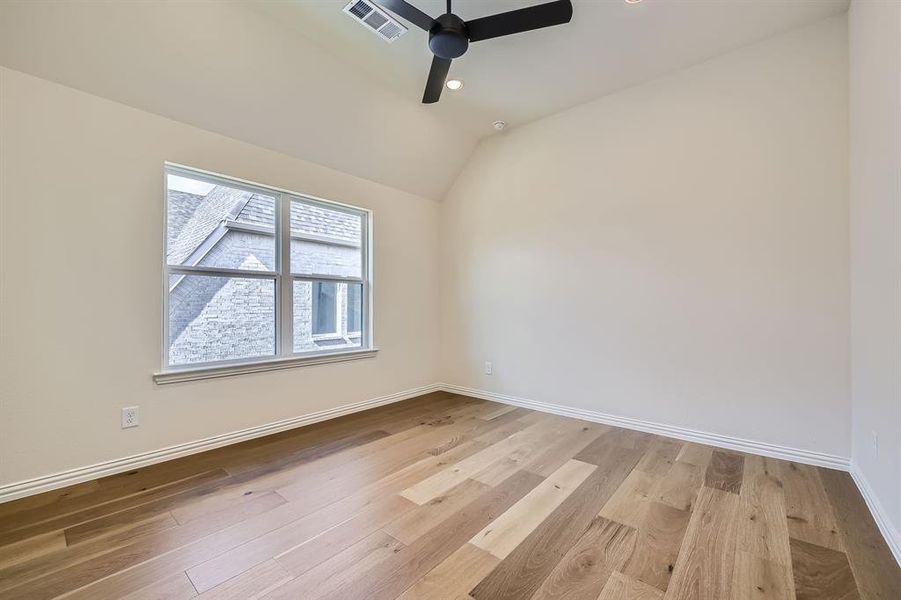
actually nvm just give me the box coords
[343,0,408,43]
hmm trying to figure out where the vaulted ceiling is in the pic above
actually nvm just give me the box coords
[258,0,849,137]
[0,0,477,200]
[0,1,848,199]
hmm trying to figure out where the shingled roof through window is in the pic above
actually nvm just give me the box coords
[167,185,362,267]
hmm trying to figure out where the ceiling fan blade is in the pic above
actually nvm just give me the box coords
[422,55,452,104]
[466,0,573,42]
[377,0,434,31]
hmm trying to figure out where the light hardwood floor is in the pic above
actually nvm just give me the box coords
[0,392,898,599]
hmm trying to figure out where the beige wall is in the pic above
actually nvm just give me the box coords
[0,67,441,486]
[440,16,850,456]
[849,0,901,546]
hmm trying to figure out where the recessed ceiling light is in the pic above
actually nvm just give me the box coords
[625,0,643,3]
[446,79,464,91]
[493,121,506,131]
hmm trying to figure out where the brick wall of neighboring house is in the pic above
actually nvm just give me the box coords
[166,186,362,366]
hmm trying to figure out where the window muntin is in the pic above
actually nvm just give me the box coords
[164,165,370,370]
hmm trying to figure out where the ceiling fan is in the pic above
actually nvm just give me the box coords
[378,0,574,104]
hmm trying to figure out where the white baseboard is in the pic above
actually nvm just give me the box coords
[849,463,901,567]
[0,383,441,504]
[438,383,851,470]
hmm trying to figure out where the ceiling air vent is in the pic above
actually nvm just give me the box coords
[343,0,408,43]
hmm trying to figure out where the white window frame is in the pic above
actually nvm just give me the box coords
[155,163,375,384]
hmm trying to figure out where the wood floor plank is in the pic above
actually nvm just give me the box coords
[0,480,101,522]
[400,416,582,505]
[74,510,182,550]
[516,422,610,478]
[664,487,741,600]
[780,462,844,552]
[635,439,683,478]
[818,467,901,600]
[598,571,665,600]
[120,572,199,600]
[0,469,231,547]
[315,469,545,600]
[64,508,180,547]
[675,443,715,469]
[0,531,66,570]
[571,432,635,466]
[470,444,643,600]
[395,544,500,600]
[0,490,285,597]
[265,531,404,600]
[220,429,391,479]
[479,403,518,421]
[185,489,416,592]
[470,418,597,488]
[0,467,218,535]
[383,478,491,546]
[277,479,479,577]
[2,491,287,600]
[273,402,499,502]
[736,455,792,567]
[655,461,705,512]
[530,516,637,600]
[789,537,860,600]
[468,408,540,446]
[198,559,292,599]
[705,451,745,495]
[599,468,657,529]
[269,403,514,508]
[730,549,795,600]
[594,427,655,452]
[470,459,597,559]
[620,501,692,593]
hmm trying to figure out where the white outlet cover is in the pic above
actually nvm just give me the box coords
[121,406,139,429]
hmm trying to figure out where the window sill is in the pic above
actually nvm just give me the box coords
[153,348,378,385]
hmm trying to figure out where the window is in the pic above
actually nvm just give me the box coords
[162,165,371,375]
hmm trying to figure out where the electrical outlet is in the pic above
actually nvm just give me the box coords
[485,361,493,375]
[122,406,139,429]
[872,431,879,458]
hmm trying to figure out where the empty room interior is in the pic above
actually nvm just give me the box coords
[1,0,900,598]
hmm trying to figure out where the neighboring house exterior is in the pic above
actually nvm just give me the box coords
[166,185,362,366]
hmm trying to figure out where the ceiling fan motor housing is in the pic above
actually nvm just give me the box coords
[429,13,469,59]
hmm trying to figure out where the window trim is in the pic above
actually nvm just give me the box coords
[157,163,375,383]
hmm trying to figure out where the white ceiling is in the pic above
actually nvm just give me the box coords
[0,1,849,199]
[254,0,849,137]
[0,0,477,200]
